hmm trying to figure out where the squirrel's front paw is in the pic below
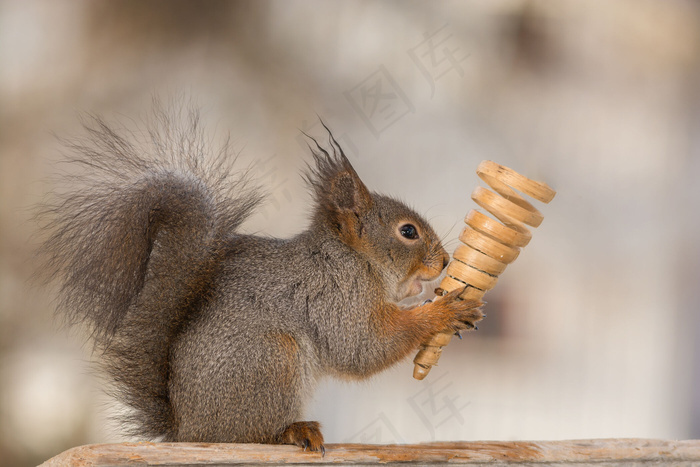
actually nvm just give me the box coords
[279,421,325,456]
[439,288,484,332]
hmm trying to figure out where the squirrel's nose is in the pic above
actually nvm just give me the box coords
[442,252,450,270]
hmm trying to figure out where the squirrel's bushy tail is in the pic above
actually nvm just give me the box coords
[39,103,262,440]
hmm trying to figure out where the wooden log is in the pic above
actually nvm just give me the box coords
[41,439,700,466]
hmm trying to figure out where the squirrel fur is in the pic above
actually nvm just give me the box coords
[39,104,483,452]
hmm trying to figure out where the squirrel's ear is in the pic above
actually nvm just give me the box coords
[328,170,372,215]
[304,125,373,217]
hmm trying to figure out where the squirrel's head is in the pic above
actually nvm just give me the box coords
[304,126,449,302]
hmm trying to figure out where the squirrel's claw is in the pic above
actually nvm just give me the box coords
[320,444,326,457]
[279,421,325,454]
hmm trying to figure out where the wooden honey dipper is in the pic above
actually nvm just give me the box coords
[412,160,556,380]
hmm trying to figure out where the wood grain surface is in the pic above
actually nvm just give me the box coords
[41,439,700,466]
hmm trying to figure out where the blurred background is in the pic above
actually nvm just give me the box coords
[2,0,700,465]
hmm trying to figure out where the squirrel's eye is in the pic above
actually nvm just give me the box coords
[399,224,419,240]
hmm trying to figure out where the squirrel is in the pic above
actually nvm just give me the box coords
[39,104,483,453]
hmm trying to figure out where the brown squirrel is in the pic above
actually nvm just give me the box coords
[39,105,483,454]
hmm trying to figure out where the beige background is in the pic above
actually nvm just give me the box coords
[2,1,700,466]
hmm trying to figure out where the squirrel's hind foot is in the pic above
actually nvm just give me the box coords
[278,421,325,456]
